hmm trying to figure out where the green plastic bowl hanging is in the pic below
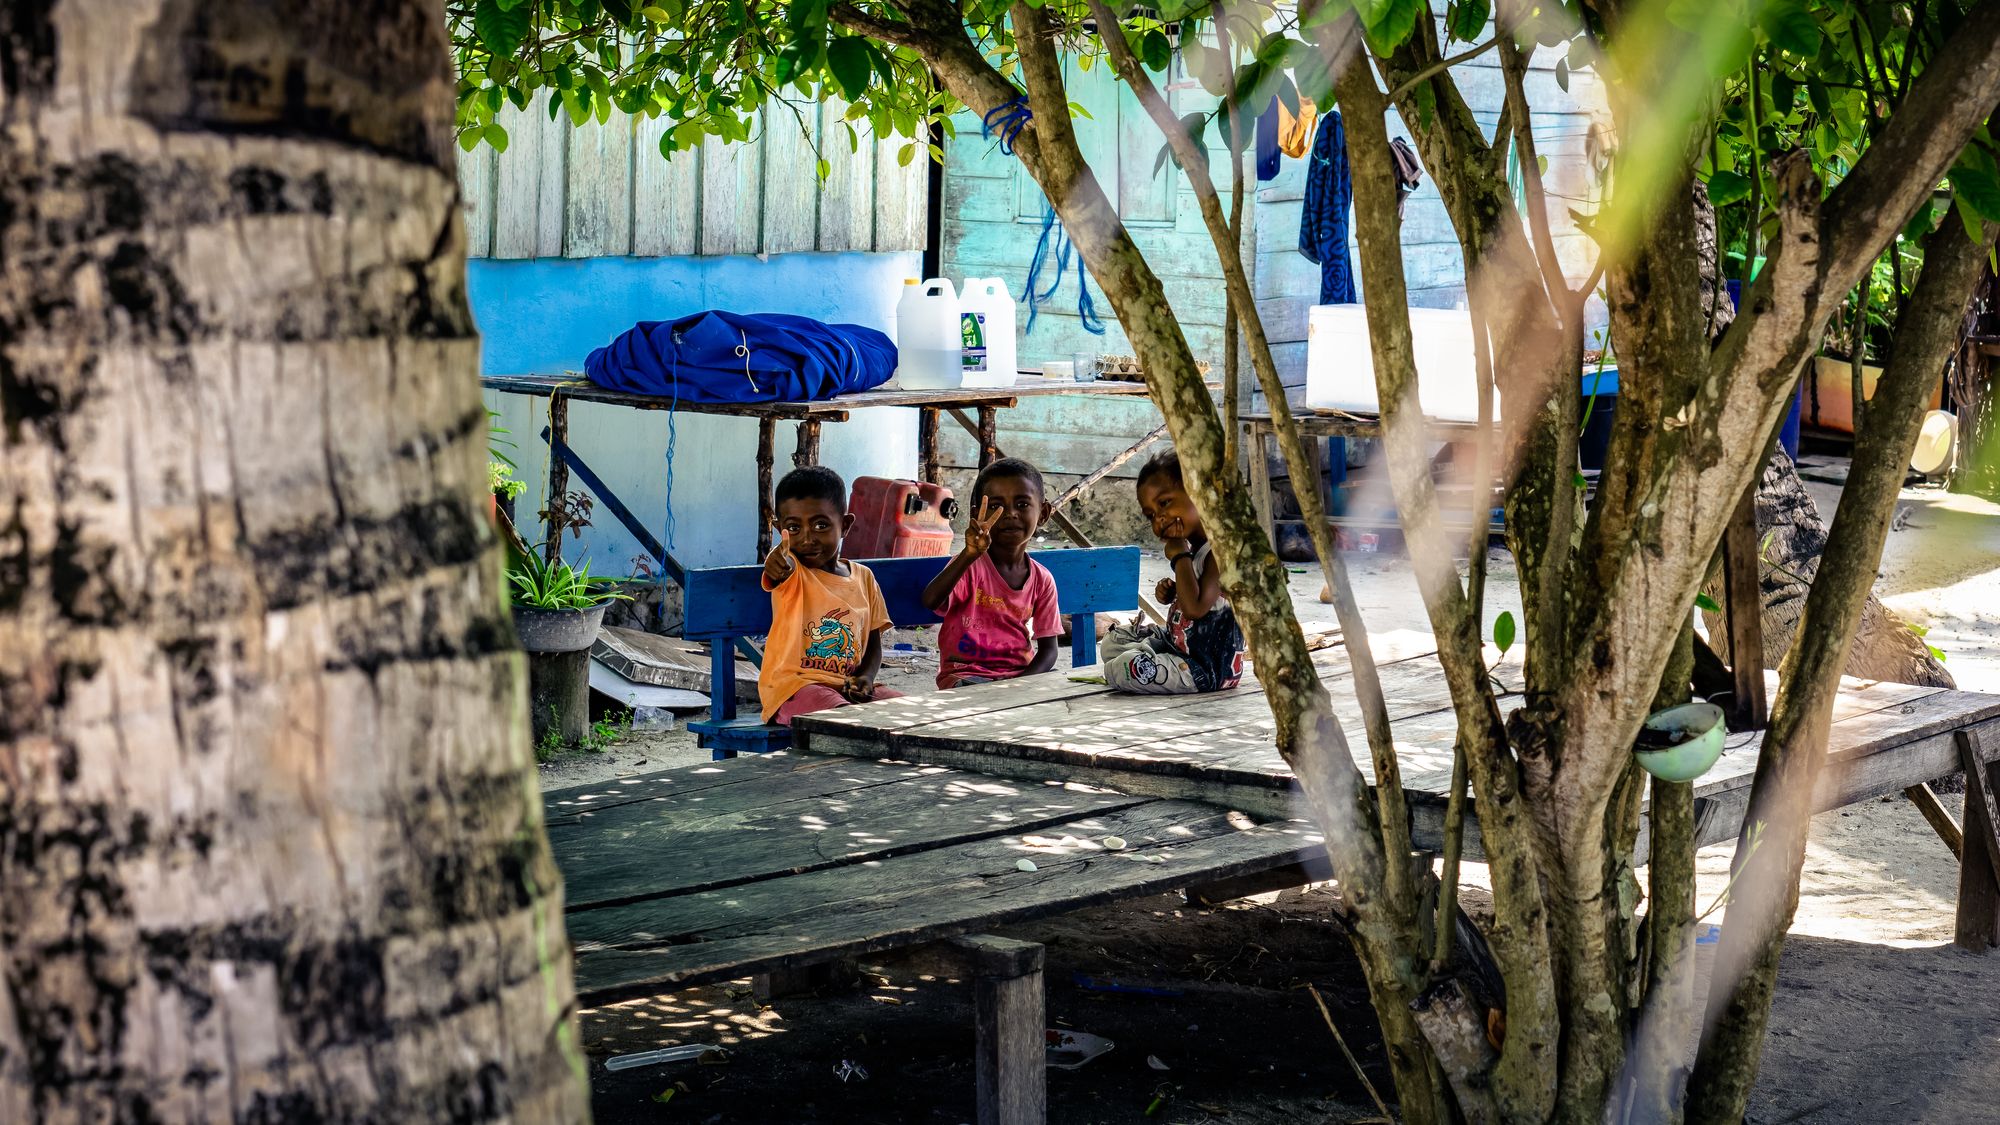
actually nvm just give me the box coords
[1633,702,1728,783]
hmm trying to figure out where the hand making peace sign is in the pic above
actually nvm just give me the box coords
[763,524,797,584]
[962,496,1005,557]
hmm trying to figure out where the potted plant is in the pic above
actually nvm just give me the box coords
[508,552,627,653]
[488,410,526,522]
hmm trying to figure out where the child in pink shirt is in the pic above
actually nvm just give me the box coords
[921,458,1063,688]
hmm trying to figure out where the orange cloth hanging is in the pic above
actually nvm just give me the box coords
[1278,97,1318,159]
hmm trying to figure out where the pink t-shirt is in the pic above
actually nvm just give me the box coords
[937,554,1062,688]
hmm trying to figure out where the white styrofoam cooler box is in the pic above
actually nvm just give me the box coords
[1304,304,1498,423]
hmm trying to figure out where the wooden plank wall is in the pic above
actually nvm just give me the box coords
[941,53,1248,373]
[458,92,929,259]
[1253,13,1608,404]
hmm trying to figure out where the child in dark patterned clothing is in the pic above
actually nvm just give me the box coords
[1102,449,1245,694]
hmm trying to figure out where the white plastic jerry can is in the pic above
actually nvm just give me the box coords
[958,278,1019,388]
[894,278,964,390]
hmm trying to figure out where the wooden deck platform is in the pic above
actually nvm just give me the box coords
[793,649,2000,864]
[546,753,1322,1007]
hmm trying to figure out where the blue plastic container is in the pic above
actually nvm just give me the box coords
[1579,365,1619,472]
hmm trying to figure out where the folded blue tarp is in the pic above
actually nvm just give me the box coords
[584,310,897,404]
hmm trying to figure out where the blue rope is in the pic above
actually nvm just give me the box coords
[1021,203,1107,337]
[981,95,1032,155]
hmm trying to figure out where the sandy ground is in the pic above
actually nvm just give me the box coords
[545,478,2000,1123]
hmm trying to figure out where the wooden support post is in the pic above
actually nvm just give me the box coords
[1954,728,2000,951]
[1905,782,1964,861]
[527,649,589,748]
[949,935,1046,1125]
[977,405,1000,468]
[1721,484,1767,729]
[1248,420,1274,545]
[757,417,776,558]
[1049,425,1168,514]
[544,391,570,563]
[794,419,823,468]
[919,407,942,484]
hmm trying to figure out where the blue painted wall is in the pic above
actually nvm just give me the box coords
[476,251,924,571]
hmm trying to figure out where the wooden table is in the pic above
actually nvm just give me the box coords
[795,650,2000,948]
[484,373,1156,563]
[1238,408,1495,543]
[544,752,1322,1123]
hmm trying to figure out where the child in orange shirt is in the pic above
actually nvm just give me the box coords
[760,466,903,725]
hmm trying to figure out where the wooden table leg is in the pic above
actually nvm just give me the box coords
[544,392,570,563]
[794,419,823,469]
[1954,727,2000,951]
[977,405,1000,468]
[757,417,776,557]
[919,407,941,484]
[950,935,1045,1125]
[1248,421,1274,546]
[1721,484,1767,729]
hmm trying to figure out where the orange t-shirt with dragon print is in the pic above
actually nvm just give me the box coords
[758,562,892,720]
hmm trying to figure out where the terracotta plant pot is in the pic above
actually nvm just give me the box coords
[512,604,607,654]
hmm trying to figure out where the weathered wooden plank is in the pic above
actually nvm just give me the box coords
[555,766,1150,910]
[491,90,554,259]
[456,140,495,258]
[534,100,569,258]
[564,113,634,257]
[700,131,763,256]
[874,130,930,252]
[817,98,875,252]
[546,753,941,830]
[761,100,820,254]
[632,115,702,256]
[566,800,1323,1001]
[543,752,872,827]
[593,625,759,699]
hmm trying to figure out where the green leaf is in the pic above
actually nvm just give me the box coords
[816,157,832,180]
[641,4,671,18]
[1769,73,1795,114]
[1806,79,1831,117]
[1707,168,1752,206]
[1555,57,1569,92]
[1446,0,1489,42]
[1360,0,1422,54]
[1757,0,1821,59]
[475,0,533,56]
[897,141,916,167]
[826,36,872,100]
[1572,469,1588,490]
[1141,29,1171,73]
[1695,592,1721,614]
[483,122,510,152]
[1954,165,2000,223]
[458,129,483,153]
[1902,201,1936,242]
[1493,610,1516,655]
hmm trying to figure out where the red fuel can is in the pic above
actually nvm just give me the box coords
[844,477,959,559]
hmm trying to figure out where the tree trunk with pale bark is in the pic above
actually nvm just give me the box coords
[0,1,589,1120]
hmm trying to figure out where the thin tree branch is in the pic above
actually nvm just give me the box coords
[1387,36,1502,104]
[1500,37,1572,332]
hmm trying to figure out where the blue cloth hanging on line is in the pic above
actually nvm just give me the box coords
[1255,98,1281,182]
[1297,109,1356,305]
[585,310,896,404]
[1021,203,1107,336]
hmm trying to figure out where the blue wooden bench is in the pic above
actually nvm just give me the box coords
[684,546,1141,759]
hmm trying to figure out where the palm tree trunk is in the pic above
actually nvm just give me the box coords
[0,1,589,1119]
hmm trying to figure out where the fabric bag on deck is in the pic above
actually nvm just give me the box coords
[585,310,897,404]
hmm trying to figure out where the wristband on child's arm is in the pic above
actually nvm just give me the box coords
[1167,551,1193,569]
